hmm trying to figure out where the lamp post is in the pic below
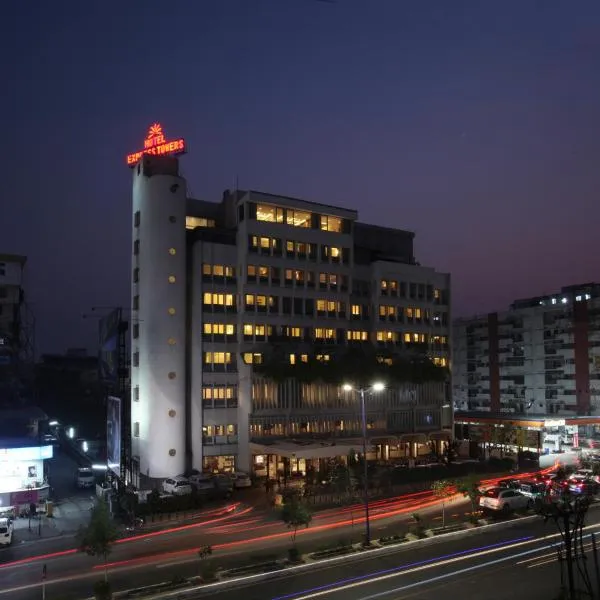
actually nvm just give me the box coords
[343,382,385,546]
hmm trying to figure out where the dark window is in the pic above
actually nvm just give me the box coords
[133,295,139,310]
[134,211,141,227]
[133,239,140,255]
[133,267,139,283]
[238,204,245,222]
[294,298,303,315]
[282,297,292,315]
[133,323,140,339]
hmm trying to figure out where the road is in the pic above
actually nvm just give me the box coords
[0,468,553,599]
[179,512,600,600]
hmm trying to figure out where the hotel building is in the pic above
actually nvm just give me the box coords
[453,283,600,417]
[130,155,452,483]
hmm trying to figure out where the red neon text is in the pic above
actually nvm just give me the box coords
[126,138,186,166]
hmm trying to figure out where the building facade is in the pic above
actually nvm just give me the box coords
[131,155,452,482]
[453,283,600,417]
[0,254,33,407]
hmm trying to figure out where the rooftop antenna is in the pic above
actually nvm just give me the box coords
[235,175,239,192]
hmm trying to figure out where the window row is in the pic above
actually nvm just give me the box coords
[202,264,235,278]
[202,385,238,408]
[246,265,349,290]
[202,424,237,436]
[201,292,449,323]
[254,202,347,233]
[249,235,350,264]
[187,216,216,229]
[380,280,448,304]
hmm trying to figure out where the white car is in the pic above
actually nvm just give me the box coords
[162,476,192,496]
[0,518,13,546]
[232,472,252,489]
[479,487,530,512]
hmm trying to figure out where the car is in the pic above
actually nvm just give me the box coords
[568,477,599,496]
[479,487,530,513]
[517,481,547,501]
[0,518,13,546]
[498,479,521,489]
[232,472,252,489]
[570,470,600,483]
[162,476,192,496]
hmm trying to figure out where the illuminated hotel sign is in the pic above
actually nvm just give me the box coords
[125,123,186,167]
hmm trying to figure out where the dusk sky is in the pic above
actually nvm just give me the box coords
[4,0,600,354]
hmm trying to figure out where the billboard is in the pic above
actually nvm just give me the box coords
[107,396,121,476]
[98,309,121,386]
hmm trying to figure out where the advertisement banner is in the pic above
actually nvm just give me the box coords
[10,489,39,506]
[107,396,121,476]
[98,309,121,386]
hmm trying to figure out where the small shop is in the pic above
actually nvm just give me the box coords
[0,443,53,516]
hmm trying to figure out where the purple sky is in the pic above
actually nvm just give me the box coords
[4,0,600,354]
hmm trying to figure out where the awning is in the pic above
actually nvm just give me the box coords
[398,433,428,444]
[429,431,453,441]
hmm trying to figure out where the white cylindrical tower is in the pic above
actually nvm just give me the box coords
[131,155,187,480]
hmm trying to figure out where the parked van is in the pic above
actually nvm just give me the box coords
[76,467,95,489]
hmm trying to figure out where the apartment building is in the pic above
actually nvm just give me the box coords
[453,283,600,417]
[0,254,32,406]
[130,155,451,483]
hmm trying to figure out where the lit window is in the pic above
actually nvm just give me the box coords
[286,240,295,252]
[347,330,368,341]
[319,273,327,284]
[167,337,176,345]
[294,270,304,282]
[260,237,271,249]
[256,204,284,223]
[243,352,263,365]
[202,264,212,276]
[414,308,422,319]
[289,354,296,365]
[289,327,302,338]
[204,323,235,335]
[314,328,335,339]
[379,305,395,317]
[258,266,269,278]
[320,215,342,233]
[406,307,414,318]
[390,281,398,292]
[247,265,257,277]
[186,216,216,229]
[286,209,311,228]
[168,248,176,255]
[245,294,255,306]
[168,275,176,283]
[325,246,341,258]
[381,280,388,291]
[351,304,361,316]
[168,307,176,315]
[434,289,440,299]
[213,265,224,277]
[203,293,234,306]
[204,352,232,364]
[316,354,330,362]
[329,274,337,286]
[376,331,398,342]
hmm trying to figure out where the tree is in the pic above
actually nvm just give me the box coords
[456,475,482,521]
[281,495,312,545]
[77,500,118,582]
[197,545,216,582]
[431,480,455,528]
[255,345,447,386]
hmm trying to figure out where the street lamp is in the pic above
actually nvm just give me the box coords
[342,382,385,545]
